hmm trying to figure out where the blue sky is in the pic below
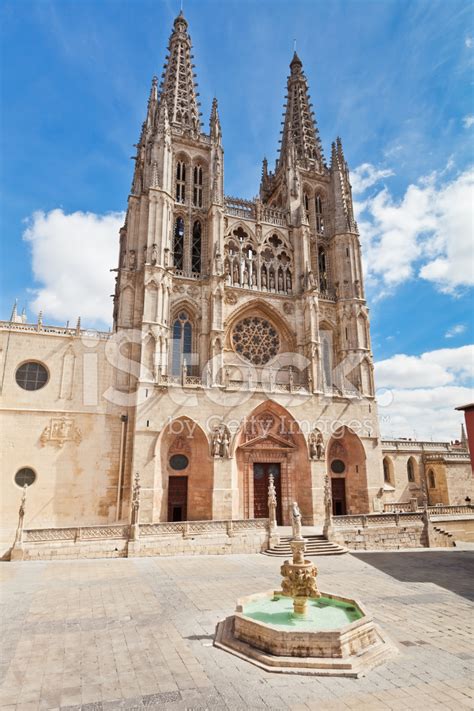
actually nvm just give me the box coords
[1,0,473,438]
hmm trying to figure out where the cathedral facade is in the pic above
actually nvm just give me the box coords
[1,13,470,552]
[112,11,383,526]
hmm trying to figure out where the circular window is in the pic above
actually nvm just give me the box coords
[169,454,189,471]
[14,467,36,487]
[231,317,280,365]
[331,459,346,474]
[15,362,49,391]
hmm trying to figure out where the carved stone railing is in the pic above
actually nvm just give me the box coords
[423,452,470,462]
[173,269,202,280]
[0,321,110,339]
[384,503,474,515]
[382,439,469,455]
[22,518,268,544]
[261,206,287,226]
[225,196,256,220]
[333,513,425,528]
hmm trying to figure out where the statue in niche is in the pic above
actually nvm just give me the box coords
[163,248,170,268]
[129,250,136,270]
[286,272,292,292]
[151,244,158,266]
[215,252,223,275]
[251,268,257,286]
[211,425,230,458]
[261,270,268,289]
[233,264,239,284]
[269,272,275,290]
[211,427,223,457]
[224,262,232,284]
[307,270,316,290]
[243,267,249,286]
[291,501,303,540]
[309,429,325,460]
[222,429,230,458]
[278,272,284,291]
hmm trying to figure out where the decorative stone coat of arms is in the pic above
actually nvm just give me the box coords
[40,417,82,448]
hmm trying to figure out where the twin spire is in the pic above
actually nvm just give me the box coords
[158,11,201,134]
[278,51,324,170]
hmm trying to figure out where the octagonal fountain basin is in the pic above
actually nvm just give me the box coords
[214,590,396,678]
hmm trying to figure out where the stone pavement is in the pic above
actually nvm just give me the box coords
[0,551,473,711]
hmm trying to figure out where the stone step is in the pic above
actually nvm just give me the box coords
[263,535,347,557]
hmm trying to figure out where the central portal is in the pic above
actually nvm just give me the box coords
[253,463,282,524]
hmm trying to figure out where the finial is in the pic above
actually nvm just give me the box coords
[37,311,43,330]
[10,299,18,323]
[75,316,81,335]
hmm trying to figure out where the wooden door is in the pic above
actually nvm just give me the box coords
[331,477,346,516]
[253,463,282,524]
[168,476,188,521]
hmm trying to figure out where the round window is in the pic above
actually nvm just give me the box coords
[15,362,49,391]
[231,317,280,365]
[169,454,189,471]
[331,459,346,474]
[14,467,36,487]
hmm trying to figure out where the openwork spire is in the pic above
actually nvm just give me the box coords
[279,52,324,169]
[158,12,201,134]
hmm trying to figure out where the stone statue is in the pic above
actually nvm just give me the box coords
[269,272,275,290]
[251,268,257,286]
[286,272,292,292]
[307,270,315,290]
[262,270,268,288]
[221,429,230,458]
[291,501,303,540]
[129,250,136,270]
[233,264,239,284]
[151,244,158,266]
[268,473,277,530]
[215,251,223,275]
[243,267,249,286]
[224,262,232,284]
[309,430,325,460]
[278,272,284,291]
[212,427,223,457]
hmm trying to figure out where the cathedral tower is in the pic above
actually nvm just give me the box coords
[114,13,383,526]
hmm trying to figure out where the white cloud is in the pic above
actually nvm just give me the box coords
[23,209,123,328]
[354,165,474,295]
[445,324,466,338]
[350,163,394,195]
[375,345,474,439]
[463,115,474,129]
[466,36,473,49]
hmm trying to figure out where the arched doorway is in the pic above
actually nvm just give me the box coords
[157,417,213,521]
[234,401,312,525]
[327,427,369,515]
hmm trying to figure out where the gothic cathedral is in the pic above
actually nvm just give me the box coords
[112,12,382,526]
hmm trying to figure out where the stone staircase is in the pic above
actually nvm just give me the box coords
[263,534,347,557]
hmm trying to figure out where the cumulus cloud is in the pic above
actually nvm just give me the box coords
[463,115,474,129]
[354,165,474,295]
[24,209,123,328]
[375,345,473,440]
[445,324,466,338]
[350,163,394,195]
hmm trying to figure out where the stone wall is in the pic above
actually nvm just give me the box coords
[330,513,455,550]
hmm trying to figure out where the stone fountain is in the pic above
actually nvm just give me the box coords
[214,501,396,677]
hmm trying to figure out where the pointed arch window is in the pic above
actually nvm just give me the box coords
[383,457,393,484]
[176,161,186,203]
[191,221,202,274]
[173,217,185,270]
[428,469,436,489]
[304,192,310,220]
[318,247,328,292]
[315,194,324,234]
[171,311,193,376]
[193,165,203,207]
[407,458,415,483]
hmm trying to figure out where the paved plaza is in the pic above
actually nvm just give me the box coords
[0,551,473,711]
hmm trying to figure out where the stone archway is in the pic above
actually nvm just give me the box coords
[234,401,312,525]
[156,417,213,521]
[327,426,369,515]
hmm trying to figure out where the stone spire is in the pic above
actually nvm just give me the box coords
[10,299,18,323]
[158,11,201,134]
[330,136,357,233]
[279,52,324,170]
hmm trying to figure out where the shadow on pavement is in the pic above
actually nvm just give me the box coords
[352,550,474,601]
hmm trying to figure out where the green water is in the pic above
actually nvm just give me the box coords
[242,595,362,630]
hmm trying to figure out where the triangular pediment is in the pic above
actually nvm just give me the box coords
[240,432,296,450]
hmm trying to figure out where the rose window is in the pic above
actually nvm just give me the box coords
[231,317,280,365]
